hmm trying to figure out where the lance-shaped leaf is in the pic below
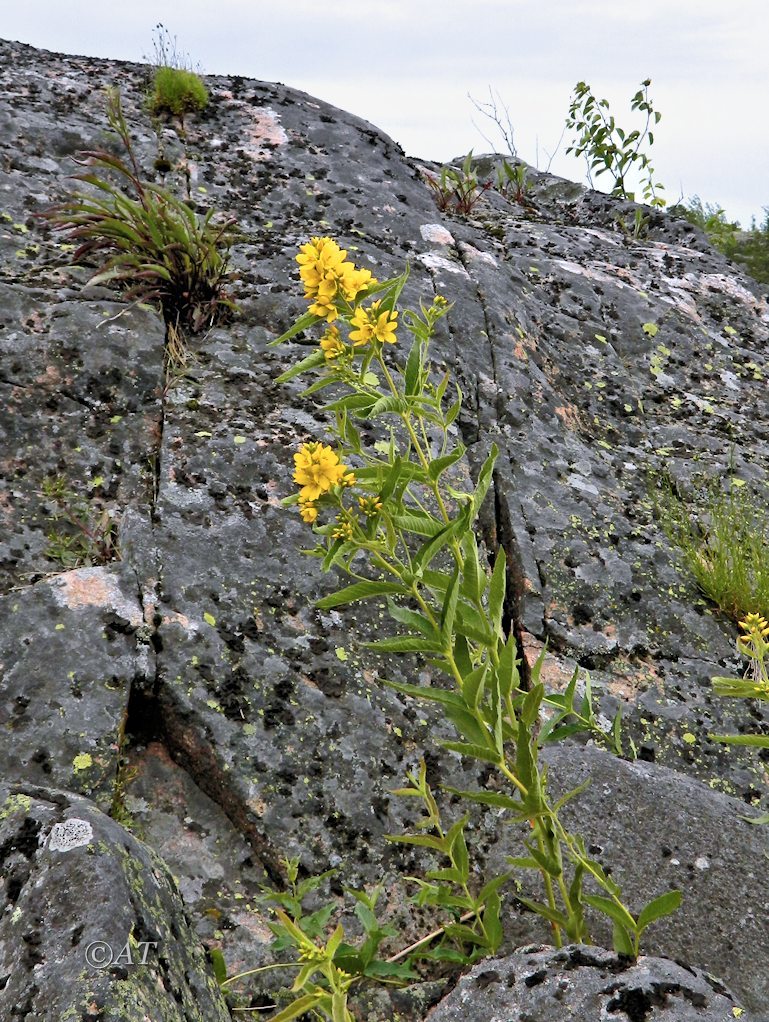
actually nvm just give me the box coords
[471,444,498,518]
[488,549,507,636]
[316,580,408,609]
[636,890,682,932]
[276,349,327,383]
[427,446,466,482]
[364,635,444,654]
[269,310,322,347]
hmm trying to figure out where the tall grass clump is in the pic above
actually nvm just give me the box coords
[655,474,769,623]
[44,87,235,341]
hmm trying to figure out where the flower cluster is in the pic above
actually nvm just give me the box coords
[349,300,398,346]
[296,237,375,322]
[738,612,769,685]
[293,442,355,523]
[290,239,404,526]
[740,613,769,641]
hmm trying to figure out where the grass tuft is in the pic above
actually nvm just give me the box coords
[654,473,769,623]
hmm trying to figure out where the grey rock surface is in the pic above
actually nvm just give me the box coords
[0,783,230,1021]
[424,944,741,1022]
[1,34,769,1019]
[489,745,769,1012]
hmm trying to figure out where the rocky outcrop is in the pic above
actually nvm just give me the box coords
[1,35,768,1019]
[424,944,740,1022]
[0,783,230,1021]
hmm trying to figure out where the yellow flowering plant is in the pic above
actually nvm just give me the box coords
[710,613,769,824]
[256,237,681,1019]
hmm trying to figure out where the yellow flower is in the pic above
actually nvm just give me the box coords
[740,613,769,639]
[297,237,347,288]
[358,495,382,517]
[293,442,348,501]
[332,519,354,541]
[340,263,375,301]
[320,326,345,360]
[349,305,374,346]
[296,237,377,323]
[298,495,318,523]
[341,470,356,487]
[349,300,398,347]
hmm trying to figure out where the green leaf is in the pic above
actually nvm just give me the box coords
[516,896,568,929]
[461,664,488,709]
[385,679,468,709]
[276,349,326,383]
[363,959,417,980]
[711,733,769,748]
[425,866,463,884]
[404,335,422,396]
[611,921,636,957]
[428,446,466,482]
[583,894,637,933]
[386,600,439,639]
[439,740,502,765]
[496,633,520,701]
[390,512,444,537]
[520,683,545,728]
[471,444,498,518]
[445,704,492,746]
[506,855,540,870]
[316,580,407,609]
[264,994,322,1022]
[324,392,377,413]
[269,310,321,347]
[454,601,495,646]
[443,922,488,946]
[363,636,444,654]
[482,892,503,950]
[440,567,460,638]
[637,890,682,931]
[524,841,561,877]
[385,833,446,851]
[460,530,483,603]
[488,549,507,636]
[414,512,467,573]
[444,787,519,810]
[379,457,403,503]
[210,948,227,985]
[369,394,409,418]
[332,989,349,1022]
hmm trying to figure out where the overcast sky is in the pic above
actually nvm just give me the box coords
[4,1,768,226]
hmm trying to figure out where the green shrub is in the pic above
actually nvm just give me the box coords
[566,78,665,207]
[730,209,769,285]
[675,197,769,285]
[677,196,740,253]
[654,474,769,623]
[148,65,208,118]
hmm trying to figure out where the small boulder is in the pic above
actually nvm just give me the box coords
[425,944,741,1022]
[0,783,230,1021]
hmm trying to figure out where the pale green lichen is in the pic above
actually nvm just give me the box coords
[0,793,32,820]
